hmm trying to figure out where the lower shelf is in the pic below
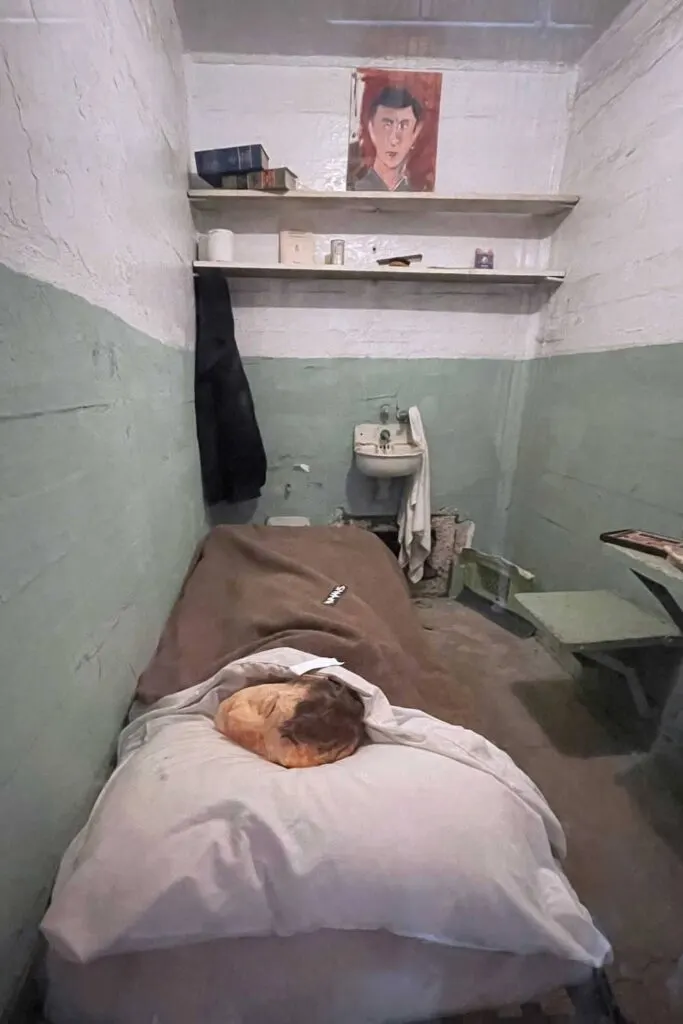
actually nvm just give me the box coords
[193,260,565,287]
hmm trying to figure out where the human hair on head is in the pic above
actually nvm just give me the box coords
[370,85,423,122]
[280,675,366,764]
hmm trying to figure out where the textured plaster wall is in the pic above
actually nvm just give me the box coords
[189,58,575,538]
[508,0,683,757]
[538,0,683,358]
[238,357,515,541]
[189,58,574,198]
[0,0,195,348]
[510,0,683,584]
[0,2,204,1013]
[189,58,575,361]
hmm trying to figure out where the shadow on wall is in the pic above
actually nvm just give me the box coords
[208,468,403,525]
[344,464,404,519]
[209,499,259,525]
[228,278,550,314]
[194,205,563,242]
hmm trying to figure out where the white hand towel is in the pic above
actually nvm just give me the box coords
[398,406,432,583]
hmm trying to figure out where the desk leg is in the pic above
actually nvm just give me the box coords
[628,569,683,757]
[653,653,683,763]
[587,651,653,719]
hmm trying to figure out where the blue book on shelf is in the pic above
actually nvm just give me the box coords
[195,145,269,186]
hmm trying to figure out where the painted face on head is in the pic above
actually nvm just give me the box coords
[369,105,422,172]
[214,678,365,769]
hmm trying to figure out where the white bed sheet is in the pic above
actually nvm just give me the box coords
[43,648,609,1023]
[42,650,610,969]
[46,929,593,1024]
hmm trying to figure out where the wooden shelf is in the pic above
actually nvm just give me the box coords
[193,260,565,286]
[188,189,579,217]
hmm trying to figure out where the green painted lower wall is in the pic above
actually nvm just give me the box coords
[4,284,681,1009]
[0,263,206,1013]
[240,347,682,597]
[508,343,683,602]
[233,356,520,549]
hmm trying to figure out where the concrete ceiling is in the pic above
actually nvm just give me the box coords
[175,0,632,63]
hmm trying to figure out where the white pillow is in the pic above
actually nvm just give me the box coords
[42,651,609,970]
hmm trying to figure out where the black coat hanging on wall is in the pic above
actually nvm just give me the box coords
[194,273,267,505]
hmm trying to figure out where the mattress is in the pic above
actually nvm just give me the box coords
[42,527,604,1022]
[46,929,593,1024]
[135,524,473,727]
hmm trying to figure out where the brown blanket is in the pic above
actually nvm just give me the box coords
[137,525,467,724]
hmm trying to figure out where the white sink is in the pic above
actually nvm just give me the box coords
[353,423,423,479]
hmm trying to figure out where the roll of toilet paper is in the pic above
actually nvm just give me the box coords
[206,229,235,262]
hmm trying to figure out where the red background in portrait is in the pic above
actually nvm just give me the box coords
[346,68,442,192]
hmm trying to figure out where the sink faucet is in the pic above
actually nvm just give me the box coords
[379,404,391,424]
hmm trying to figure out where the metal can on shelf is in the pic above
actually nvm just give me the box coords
[330,239,345,265]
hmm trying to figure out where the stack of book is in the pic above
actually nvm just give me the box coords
[194,144,298,192]
[222,167,298,191]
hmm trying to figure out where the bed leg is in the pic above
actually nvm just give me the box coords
[567,969,632,1023]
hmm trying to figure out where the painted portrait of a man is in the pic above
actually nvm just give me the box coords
[346,69,442,193]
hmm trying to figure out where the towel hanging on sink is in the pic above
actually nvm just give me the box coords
[398,406,432,583]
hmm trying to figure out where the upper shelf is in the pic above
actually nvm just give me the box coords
[188,189,580,218]
[193,261,565,287]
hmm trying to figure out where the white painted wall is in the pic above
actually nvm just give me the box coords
[514,0,683,774]
[188,58,576,359]
[0,1,202,1013]
[540,0,683,357]
[0,0,194,347]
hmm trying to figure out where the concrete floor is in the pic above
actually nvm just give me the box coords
[415,598,683,1024]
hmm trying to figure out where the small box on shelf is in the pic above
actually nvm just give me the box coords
[279,230,315,265]
[474,248,495,269]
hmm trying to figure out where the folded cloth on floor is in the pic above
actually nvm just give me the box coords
[135,525,469,727]
[42,648,611,970]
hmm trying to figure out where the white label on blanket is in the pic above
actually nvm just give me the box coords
[323,584,347,606]
[291,657,344,676]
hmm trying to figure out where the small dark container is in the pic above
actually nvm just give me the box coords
[195,144,269,187]
[474,248,495,269]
